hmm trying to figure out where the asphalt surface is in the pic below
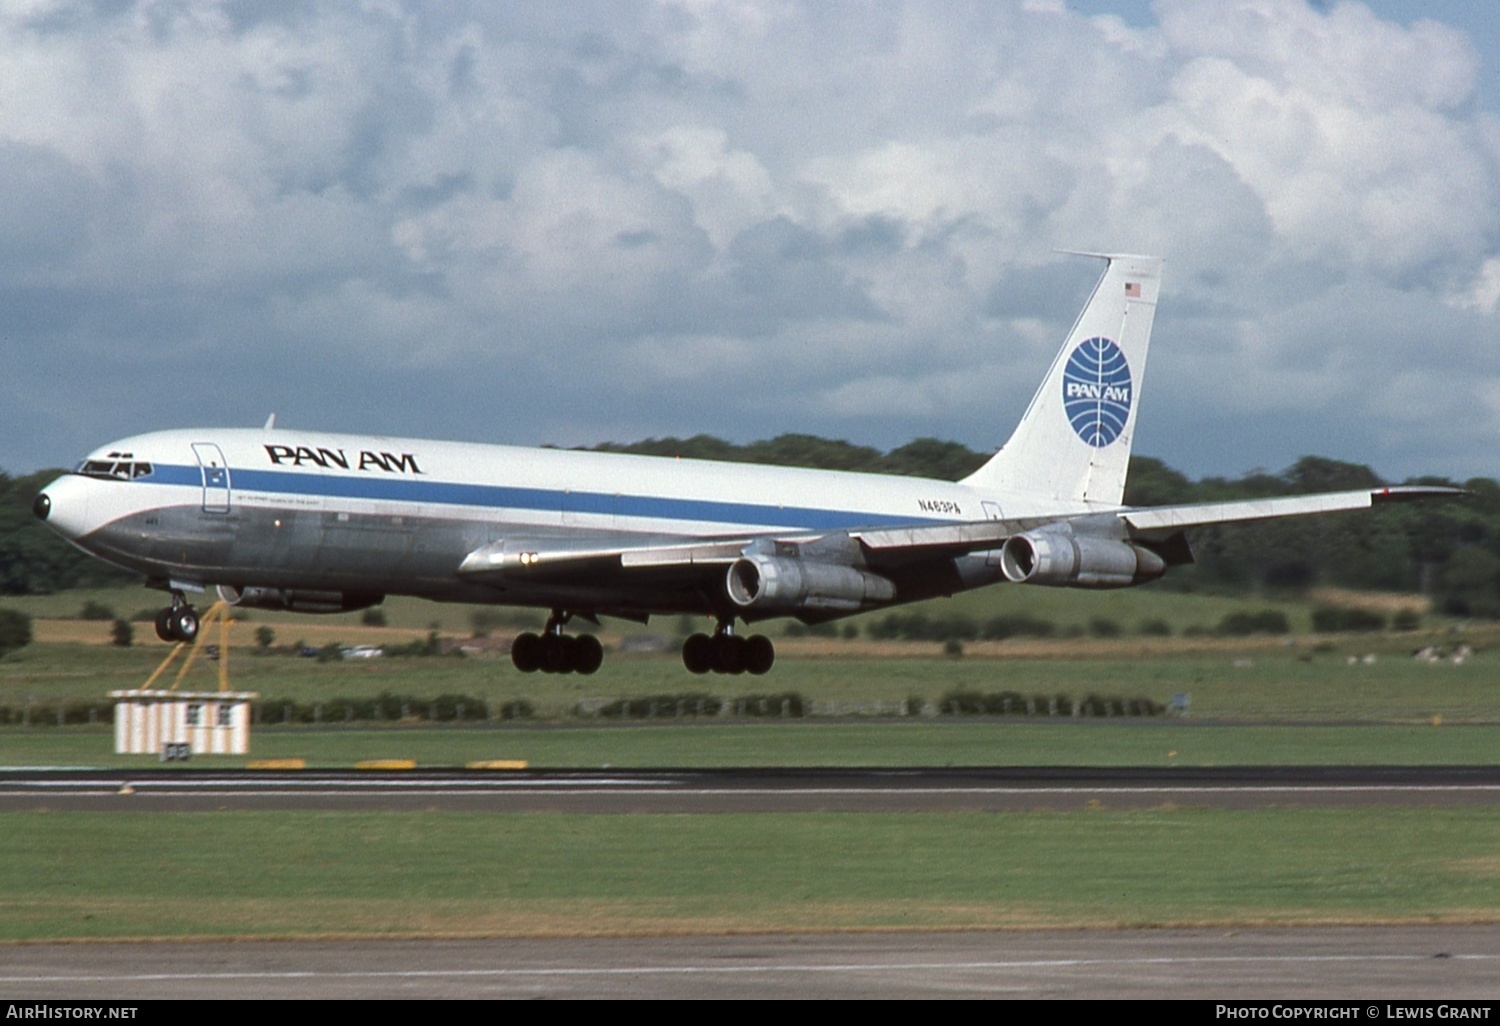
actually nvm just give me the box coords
[4,927,1500,999]
[4,765,1500,812]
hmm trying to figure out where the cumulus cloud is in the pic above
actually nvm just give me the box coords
[1154,0,1492,276]
[1,0,1498,481]
[1454,258,1500,314]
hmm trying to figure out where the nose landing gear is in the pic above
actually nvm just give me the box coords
[510,610,604,675]
[682,622,775,676]
[153,598,200,644]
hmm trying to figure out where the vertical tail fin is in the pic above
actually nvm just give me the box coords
[961,253,1163,507]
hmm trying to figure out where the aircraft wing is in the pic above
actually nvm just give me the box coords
[457,485,1463,580]
[844,485,1465,561]
[455,513,1057,586]
[454,485,1464,596]
[1118,485,1465,537]
[834,486,1466,561]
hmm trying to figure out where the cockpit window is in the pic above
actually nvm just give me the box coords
[75,458,153,481]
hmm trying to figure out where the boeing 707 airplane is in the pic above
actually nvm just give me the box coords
[32,253,1459,676]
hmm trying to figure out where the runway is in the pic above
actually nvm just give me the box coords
[4,926,1500,998]
[4,767,1500,997]
[4,765,1500,812]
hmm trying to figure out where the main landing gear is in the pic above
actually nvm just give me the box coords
[510,611,604,675]
[153,596,200,644]
[681,622,775,676]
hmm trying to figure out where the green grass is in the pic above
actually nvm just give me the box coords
[2,808,1499,939]
[6,721,1500,769]
[0,587,162,623]
[4,633,1499,721]
[6,617,1499,768]
[3,589,1493,943]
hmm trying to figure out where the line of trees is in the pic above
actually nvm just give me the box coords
[4,440,1498,615]
[1122,454,1499,615]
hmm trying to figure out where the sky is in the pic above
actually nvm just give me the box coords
[2,0,1499,484]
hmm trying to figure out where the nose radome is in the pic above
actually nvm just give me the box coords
[33,475,92,540]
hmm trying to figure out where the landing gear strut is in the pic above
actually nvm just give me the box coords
[510,610,604,675]
[682,621,775,676]
[153,595,200,644]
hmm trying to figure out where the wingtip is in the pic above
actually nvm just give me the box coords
[1371,485,1468,503]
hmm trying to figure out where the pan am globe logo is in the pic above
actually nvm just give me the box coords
[1062,336,1132,447]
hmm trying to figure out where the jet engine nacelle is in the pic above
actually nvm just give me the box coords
[999,532,1166,589]
[725,555,896,613]
[216,585,385,614]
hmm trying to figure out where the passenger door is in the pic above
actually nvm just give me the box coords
[192,443,231,513]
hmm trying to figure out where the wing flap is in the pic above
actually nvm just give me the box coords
[618,540,755,568]
[851,517,1057,563]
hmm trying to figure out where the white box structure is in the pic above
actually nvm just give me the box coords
[110,690,259,756]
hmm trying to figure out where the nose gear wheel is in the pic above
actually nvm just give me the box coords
[153,597,200,643]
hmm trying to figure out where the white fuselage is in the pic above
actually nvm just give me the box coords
[38,427,1098,619]
[46,427,1089,540]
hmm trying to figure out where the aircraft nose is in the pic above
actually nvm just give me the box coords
[34,475,93,540]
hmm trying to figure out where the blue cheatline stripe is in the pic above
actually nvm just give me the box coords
[142,464,947,532]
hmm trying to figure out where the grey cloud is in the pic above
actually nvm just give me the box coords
[0,145,94,273]
[1,0,1498,486]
